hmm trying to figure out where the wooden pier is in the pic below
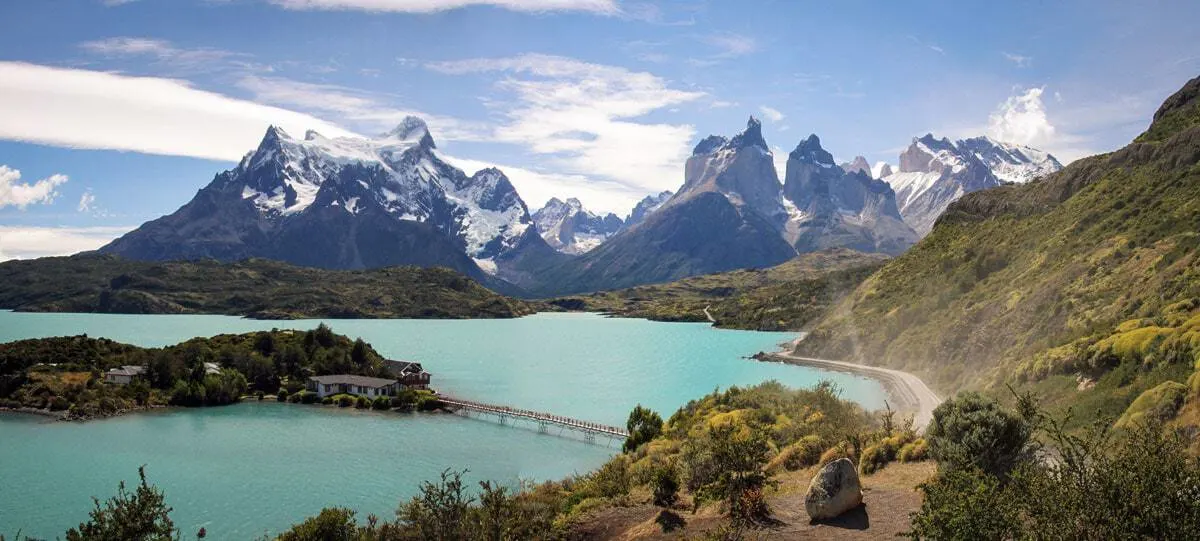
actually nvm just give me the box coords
[438,396,628,442]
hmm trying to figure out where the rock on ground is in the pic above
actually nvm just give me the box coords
[805,458,864,520]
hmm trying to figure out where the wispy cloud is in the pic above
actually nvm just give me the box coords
[758,105,784,122]
[906,35,946,56]
[0,62,355,162]
[1002,52,1032,67]
[266,0,618,14]
[0,225,133,261]
[79,37,252,73]
[427,53,704,212]
[0,165,67,210]
[235,75,489,141]
[76,188,113,217]
[705,32,758,58]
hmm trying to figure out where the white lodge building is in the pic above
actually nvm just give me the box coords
[307,375,400,398]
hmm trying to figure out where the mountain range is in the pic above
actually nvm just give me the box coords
[98,117,561,294]
[95,112,1062,297]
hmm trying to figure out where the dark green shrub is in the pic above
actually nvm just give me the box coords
[287,392,302,404]
[255,390,264,400]
[372,396,390,410]
[49,396,70,411]
[414,392,442,411]
[651,465,679,507]
[276,389,288,402]
[276,507,358,541]
[392,389,418,409]
[299,391,318,405]
[336,395,353,408]
[926,392,1033,477]
[321,396,333,405]
[355,396,370,409]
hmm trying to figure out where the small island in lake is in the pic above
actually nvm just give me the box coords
[0,324,438,420]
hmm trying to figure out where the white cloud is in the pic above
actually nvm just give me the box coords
[236,75,489,142]
[770,146,787,183]
[758,105,785,122]
[76,188,105,215]
[0,226,132,261]
[427,53,704,211]
[0,62,356,162]
[0,165,68,210]
[442,155,645,214]
[267,0,618,14]
[1002,52,1032,68]
[987,87,1056,148]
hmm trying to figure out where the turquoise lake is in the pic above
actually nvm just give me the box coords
[0,311,886,538]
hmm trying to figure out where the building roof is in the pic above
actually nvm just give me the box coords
[308,374,398,388]
[106,365,145,377]
[382,359,425,375]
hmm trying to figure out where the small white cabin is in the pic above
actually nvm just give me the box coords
[306,375,399,398]
[104,365,145,385]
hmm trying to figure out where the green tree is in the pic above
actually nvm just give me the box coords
[313,323,336,349]
[351,338,370,369]
[623,404,663,453]
[474,481,516,541]
[65,466,178,541]
[396,469,473,541]
[925,392,1033,477]
[275,507,359,541]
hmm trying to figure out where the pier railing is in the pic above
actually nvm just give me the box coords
[438,396,628,441]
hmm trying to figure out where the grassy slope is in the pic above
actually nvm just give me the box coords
[551,249,888,331]
[0,254,537,319]
[797,75,1200,427]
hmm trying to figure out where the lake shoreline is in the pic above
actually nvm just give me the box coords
[750,340,942,431]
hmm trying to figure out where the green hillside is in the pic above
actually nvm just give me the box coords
[798,76,1200,429]
[0,254,537,320]
[552,249,887,330]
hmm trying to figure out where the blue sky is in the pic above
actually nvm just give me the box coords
[1,0,1199,259]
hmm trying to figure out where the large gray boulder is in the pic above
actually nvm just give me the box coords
[804,458,863,520]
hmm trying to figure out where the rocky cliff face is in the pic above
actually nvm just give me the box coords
[839,156,872,176]
[674,117,787,225]
[99,117,553,290]
[782,136,917,255]
[532,197,624,254]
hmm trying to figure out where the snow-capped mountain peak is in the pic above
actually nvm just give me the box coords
[381,116,435,148]
[957,136,1063,184]
[217,119,541,273]
[624,190,673,228]
[532,197,623,254]
[884,133,1063,235]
